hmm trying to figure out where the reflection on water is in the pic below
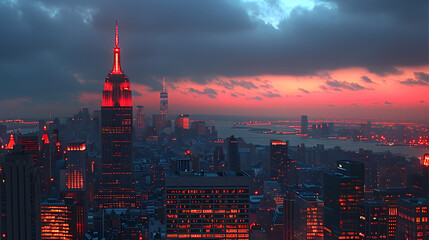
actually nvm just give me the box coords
[212,121,428,158]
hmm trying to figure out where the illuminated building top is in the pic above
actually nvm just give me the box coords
[270,139,287,146]
[102,19,132,107]
[5,134,15,149]
[41,125,50,144]
[424,154,429,167]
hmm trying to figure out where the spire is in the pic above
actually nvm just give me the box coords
[162,77,166,93]
[111,18,123,75]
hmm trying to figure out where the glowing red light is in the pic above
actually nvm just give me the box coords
[424,154,429,167]
[5,134,15,150]
[41,125,50,144]
[254,191,258,195]
[110,20,122,75]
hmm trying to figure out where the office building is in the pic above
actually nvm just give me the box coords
[324,160,364,240]
[227,135,240,171]
[0,147,41,240]
[294,192,324,240]
[395,198,429,240]
[174,114,190,131]
[423,154,429,197]
[66,142,86,190]
[373,188,415,239]
[301,115,308,135]
[283,193,295,240]
[165,171,250,239]
[270,140,295,189]
[153,114,164,135]
[96,20,135,209]
[135,105,145,141]
[41,198,82,240]
[40,125,51,199]
[358,201,388,239]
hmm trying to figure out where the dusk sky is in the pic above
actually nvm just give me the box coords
[0,0,428,122]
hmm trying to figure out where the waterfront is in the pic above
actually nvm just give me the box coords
[213,121,429,158]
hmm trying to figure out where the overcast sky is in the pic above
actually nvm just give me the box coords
[0,0,428,122]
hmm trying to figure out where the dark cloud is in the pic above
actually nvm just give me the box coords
[361,76,374,83]
[216,79,259,90]
[298,88,310,94]
[415,72,429,82]
[230,93,238,97]
[0,0,427,116]
[247,96,263,101]
[399,78,428,86]
[326,80,367,91]
[385,101,392,105]
[420,100,425,103]
[259,83,273,89]
[367,66,402,76]
[188,88,218,99]
[261,91,281,98]
[132,90,142,97]
[328,104,336,107]
[319,85,328,91]
[399,72,429,85]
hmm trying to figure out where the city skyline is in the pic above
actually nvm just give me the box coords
[0,0,427,122]
[1,2,428,239]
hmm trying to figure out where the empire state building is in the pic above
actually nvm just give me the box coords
[96,20,135,208]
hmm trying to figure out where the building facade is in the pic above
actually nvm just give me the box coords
[0,148,41,240]
[324,160,364,240]
[165,171,250,239]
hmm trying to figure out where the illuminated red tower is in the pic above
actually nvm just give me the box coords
[40,125,52,199]
[96,20,135,208]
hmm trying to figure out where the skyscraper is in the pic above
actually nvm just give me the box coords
[283,192,295,240]
[301,115,308,135]
[324,160,364,240]
[270,140,295,189]
[40,125,51,199]
[0,147,41,240]
[227,135,240,171]
[96,20,135,209]
[135,105,145,141]
[66,142,86,190]
[423,153,429,197]
[160,77,168,128]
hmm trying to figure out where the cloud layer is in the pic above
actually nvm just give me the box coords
[0,0,427,118]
